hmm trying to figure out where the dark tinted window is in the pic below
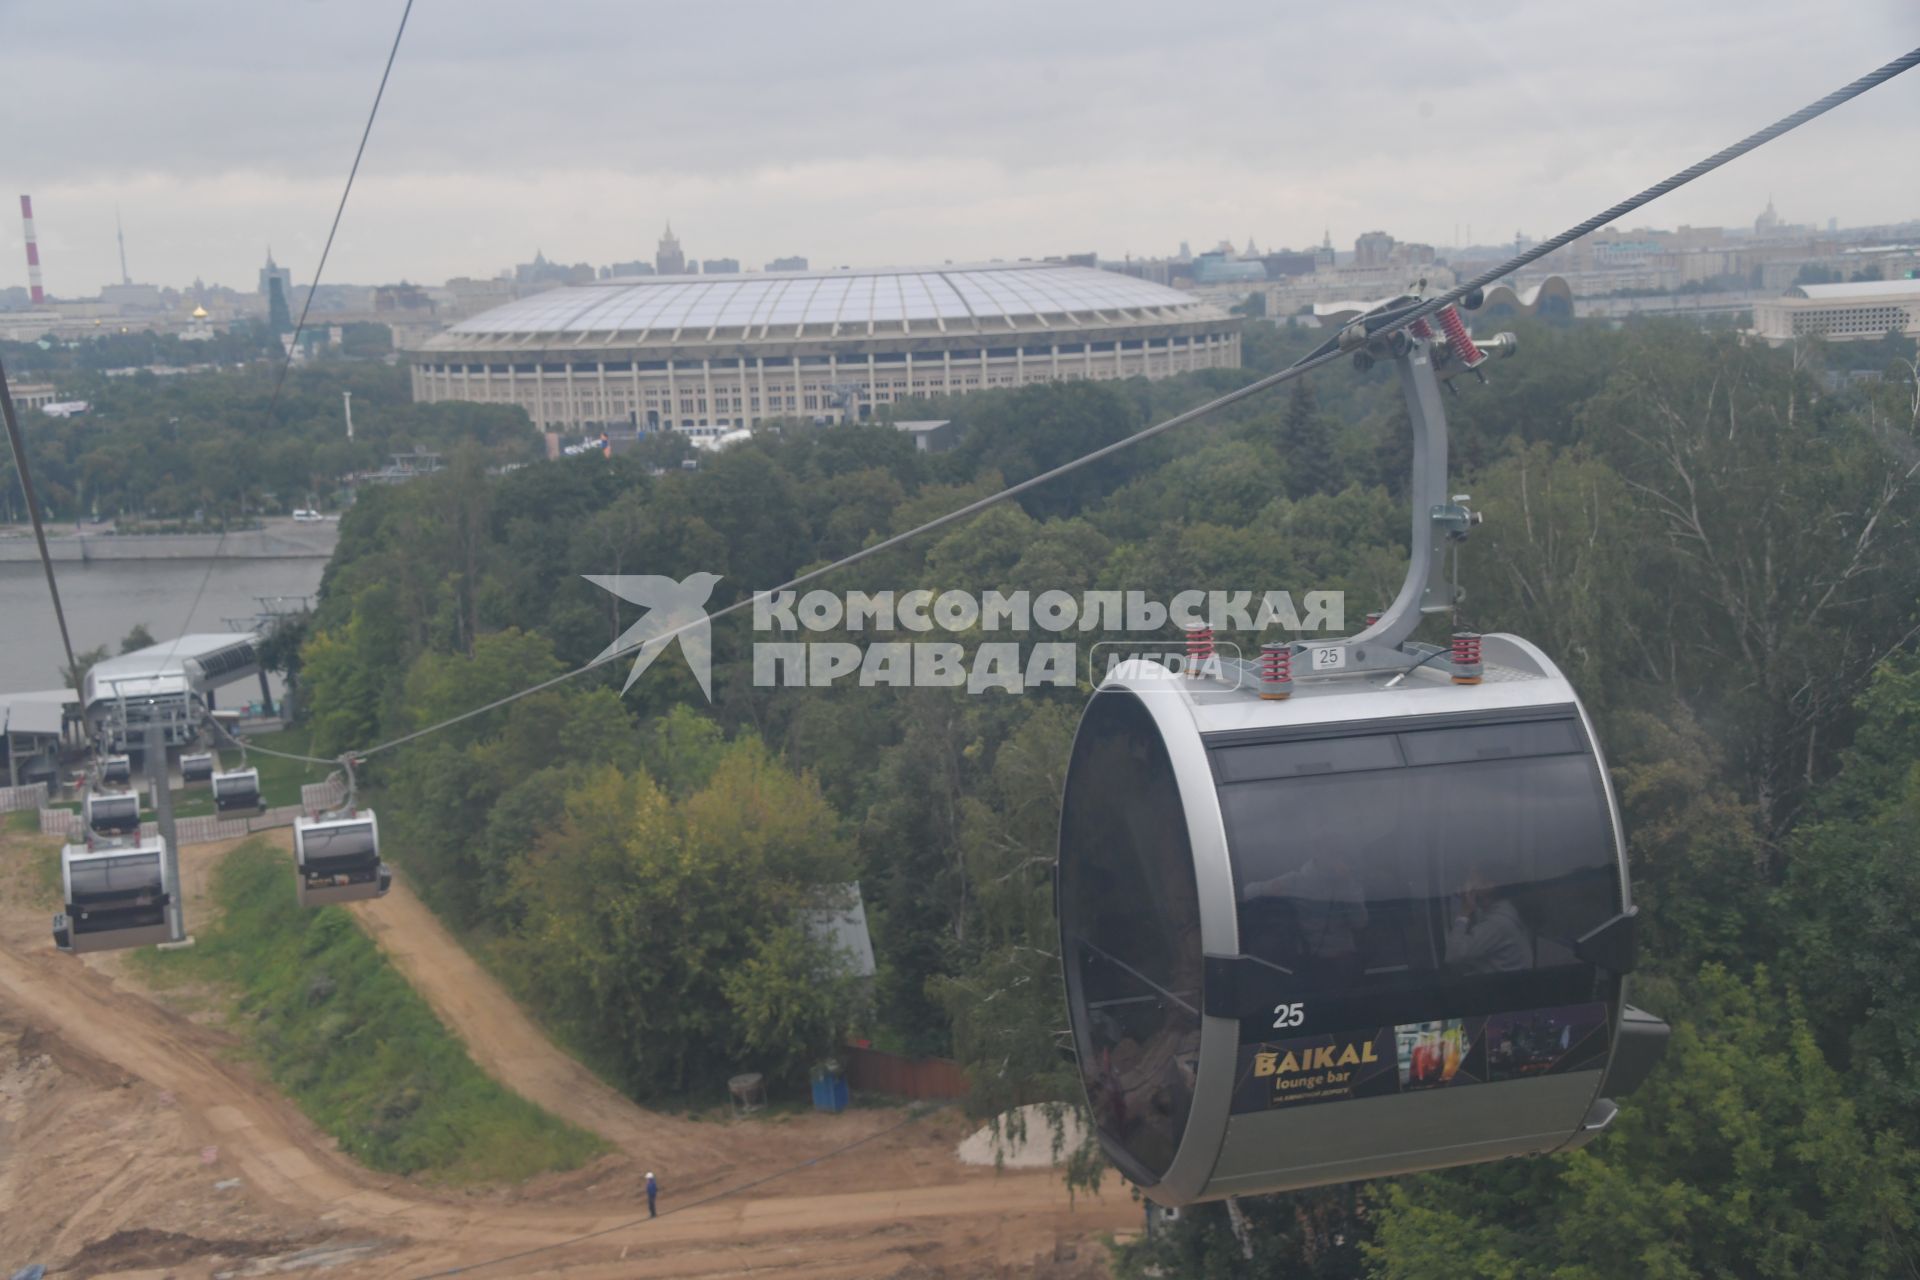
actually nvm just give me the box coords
[303,822,378,868]
[1399,717,1584,766]
[70,853,163,904]
[213,773,258,798]
[1212,734,1401,783]
[1059,691,1202,1183]
[1214,715,1616,1033]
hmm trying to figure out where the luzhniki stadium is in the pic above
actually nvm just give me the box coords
[406,263,1241,435]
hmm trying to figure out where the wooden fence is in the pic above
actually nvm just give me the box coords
[841,1045,970,1101]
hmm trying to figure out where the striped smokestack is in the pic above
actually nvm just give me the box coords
[20,195,44,304]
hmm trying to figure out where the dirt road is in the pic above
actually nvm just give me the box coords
[0,831,1133,1277]
[345,862,978,1200]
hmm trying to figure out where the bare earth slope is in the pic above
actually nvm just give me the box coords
[0,831,1131,1278]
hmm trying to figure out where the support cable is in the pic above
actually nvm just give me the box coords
[161,0,416,671]
[0,352,79,682]
[1390,46,1920,335]
[347,46,1920,763]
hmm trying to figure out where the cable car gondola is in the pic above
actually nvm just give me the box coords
[100,754,131,787]
[84,790,142,838]
[293,811,390,906]
[181,751,215,785]
[211,767,264,814]
[51,839,173,953]
[1055,314,1668,1205]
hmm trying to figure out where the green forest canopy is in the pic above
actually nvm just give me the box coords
[272,318,1919,1275]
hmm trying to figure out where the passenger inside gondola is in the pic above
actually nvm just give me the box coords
[1444,860,1533,974]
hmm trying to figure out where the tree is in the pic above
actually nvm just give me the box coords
[1465,441,1646,696]
[1780,655,1920,1139]
[1604,708,1773,970]
[119,622,156,654]
[300,583,408,757]
[1366,967,1920,1279]
[61,644,110,695]
[721,921,866,1084]
[1113,1191,1367,1280]
[502,739,854,1097]
[1583,329,1920,835]
[1280,380,1340,500]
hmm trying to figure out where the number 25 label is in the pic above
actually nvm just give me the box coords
[1272,1003,1305,1029]
[1310,646,1345,671]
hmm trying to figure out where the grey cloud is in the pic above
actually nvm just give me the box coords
[2,0,1915,288]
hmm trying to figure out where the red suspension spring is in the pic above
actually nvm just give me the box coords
[1435,304,1485,369]
[1408,316,1435,341]
[1260,642,1291,684]
[1185,626,1215,677]
[1451,631,1482,667]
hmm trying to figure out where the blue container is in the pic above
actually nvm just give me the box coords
[810,1062,849,1113]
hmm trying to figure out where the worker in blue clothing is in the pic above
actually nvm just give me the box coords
[646,1170,659,1218]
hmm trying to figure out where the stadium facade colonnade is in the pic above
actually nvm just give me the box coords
[406,263,1242,435]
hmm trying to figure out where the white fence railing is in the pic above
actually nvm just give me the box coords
[0,783,49,813]
[25,793,334,850]
[174,814,254,844]
[301,775,347,814]
[38,807,80,840]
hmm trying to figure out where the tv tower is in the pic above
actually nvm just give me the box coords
[116,207,130,286]
[19,195,45,304]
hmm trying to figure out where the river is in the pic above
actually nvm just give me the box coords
[0,558,328,694]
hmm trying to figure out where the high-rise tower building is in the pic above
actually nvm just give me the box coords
[259,249,292,302]
[656,223,687,276]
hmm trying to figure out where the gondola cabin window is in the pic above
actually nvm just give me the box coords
[1209,710,1618,1038]
[1058,689,1204,1185]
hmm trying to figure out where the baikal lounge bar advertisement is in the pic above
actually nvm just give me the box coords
[1230,1002,1611,1113]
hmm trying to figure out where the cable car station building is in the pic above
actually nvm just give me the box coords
[405,263,1241,436]
[82,635,270,754]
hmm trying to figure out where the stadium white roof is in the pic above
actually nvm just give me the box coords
[442,263,1217,339]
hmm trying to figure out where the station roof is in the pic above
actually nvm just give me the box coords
[433,263,1223,342]
[0,689,72,738]
[83,635,260,706]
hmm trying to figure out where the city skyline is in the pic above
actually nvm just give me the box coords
[3,1,1917,295]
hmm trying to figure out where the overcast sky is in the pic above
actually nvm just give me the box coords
[4,1,1917,294]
